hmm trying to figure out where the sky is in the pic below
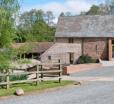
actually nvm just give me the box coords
[20,0,106,23]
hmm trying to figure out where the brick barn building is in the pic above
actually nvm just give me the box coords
[41,15,114,64]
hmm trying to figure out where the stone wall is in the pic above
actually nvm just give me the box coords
[41,38,108,64]
[41,42,82,64]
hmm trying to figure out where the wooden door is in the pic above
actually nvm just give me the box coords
[69,53,74,64]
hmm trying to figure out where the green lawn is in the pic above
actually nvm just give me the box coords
[0,80,76,97]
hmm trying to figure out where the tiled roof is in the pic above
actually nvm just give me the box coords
[12,42,54,53]
[55,15,114,37]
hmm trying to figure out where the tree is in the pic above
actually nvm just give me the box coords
[86,5,100,15]
[83,4,110,15]
[17,9,55,42]
[45,11,55,26]
[60,12,65,17]
[111,0,114,5]
[65,12,72,16]
[0,0,19,48]
[99,4,109,15]
[0,0,19,70]
[80,11,86,15]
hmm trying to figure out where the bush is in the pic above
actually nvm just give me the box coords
[10,75,27,81]
[0,48,17,70]
[0,75,27,82]
[0,76,6,82]
[77,55,99,64]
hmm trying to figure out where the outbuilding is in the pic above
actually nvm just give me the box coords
[41,15,114,64]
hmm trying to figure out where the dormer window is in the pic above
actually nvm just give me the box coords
[69,38,74,43]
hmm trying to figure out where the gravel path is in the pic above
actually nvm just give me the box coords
[0,66,114,104]
[70,66,114,77]
[0,81,114,104]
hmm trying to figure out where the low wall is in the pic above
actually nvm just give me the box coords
[63,63,102,75]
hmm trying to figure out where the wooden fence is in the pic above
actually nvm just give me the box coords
[0,62,62,89]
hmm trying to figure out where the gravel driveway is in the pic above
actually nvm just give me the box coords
[0,66,114,104]
[70,66,114,77]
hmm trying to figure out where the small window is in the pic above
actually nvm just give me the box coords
[48,56,51,60]
[69,38,74,43]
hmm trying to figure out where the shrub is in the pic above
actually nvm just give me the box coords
[0,75,27,82]
[0,76,6,82]
[77,55,98,64]
[10,75,27,81]
[0,48,17,70]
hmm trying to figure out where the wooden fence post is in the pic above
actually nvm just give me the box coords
[41,65,43,82]
[6,70,10,89]
[36,65,39,85]
[58,60,62,83]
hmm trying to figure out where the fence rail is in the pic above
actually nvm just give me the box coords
[0,62,62,89]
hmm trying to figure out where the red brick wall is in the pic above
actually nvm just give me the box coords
[63,64,102,74]
[83,38,108,59]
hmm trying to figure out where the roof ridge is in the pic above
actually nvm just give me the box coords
[59,15,114,18]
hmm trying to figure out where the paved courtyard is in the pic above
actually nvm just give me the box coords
[0,66,114,104]
[71,66,114,77]
[69,66,114,81]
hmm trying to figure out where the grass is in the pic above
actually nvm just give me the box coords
[0,80,76,97]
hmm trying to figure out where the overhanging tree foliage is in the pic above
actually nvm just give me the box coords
[0,0,19,47]
[0,0,19,70]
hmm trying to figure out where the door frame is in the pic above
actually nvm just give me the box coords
[108,38,114,61]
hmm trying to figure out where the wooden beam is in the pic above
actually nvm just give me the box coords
[36,65,39,85]
[58,60,62,83]
[6,73,10,89]
[108,38,112,61]
[0,62,62,89]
